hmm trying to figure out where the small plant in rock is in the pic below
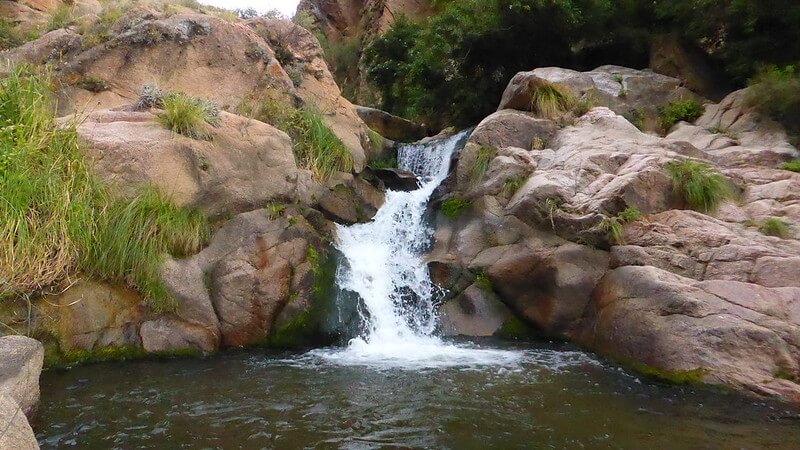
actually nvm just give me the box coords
[285,62,305,87]
[469,146,496,184]
[245,43,267,61]
[136,84,164,110]
[440,197,472,218]
[0,18,22,50]
[369,157,397,170]
[74,76,110,93]
[78,2,125,48]
[530,80,574,119]
[543,197,563,229]
[759,217,791,238]
[475,272,493,291]
[366,128,384,154]
[665,160,733,212]
[624,109,645,131]
[617,207,642,223]
[780,160,800,172]
[658,99,704,133]
[502,177,525,197]
[530,136,545,150]
[265,202,286,220]
[158,93,219,140]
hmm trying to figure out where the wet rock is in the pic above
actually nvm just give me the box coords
[371,168,419,192]
[0,336,43,417]
[356,106,427,142]
[439,284,513,337]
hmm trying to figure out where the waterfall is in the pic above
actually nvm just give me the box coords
[313,131,521,368]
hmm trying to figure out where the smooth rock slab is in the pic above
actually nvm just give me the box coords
[0,336,43,417]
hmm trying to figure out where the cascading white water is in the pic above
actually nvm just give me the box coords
[314,131,522,368]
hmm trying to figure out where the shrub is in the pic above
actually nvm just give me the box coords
[157,93,220,140]
[759,217,790,238]
[747,66,800,140]
[46,4,75,32]
[665,160,733,212]
[781,160,800,172]
[440,197,472,218]
[658,99,704,132]
[0,66,207,311]
[469,146,496,184]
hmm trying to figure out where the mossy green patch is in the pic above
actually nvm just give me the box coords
[493,317,534,340]
[43,342,205,369]
[628,361,706,385]
[440,197,472,218]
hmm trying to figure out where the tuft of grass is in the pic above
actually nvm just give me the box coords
[469,146,496,184]
[366,128,384,154]
[474,272,493,291]
[0,66,208,312]
[665,160,733,212]
[0,18,22,50]
[265,202,286,220]
[368,157,397,170]
[658,99,704,133]
[529,80,574,119]
[530,136,544,150]
[502,177,525,197]
[46,4,75,32]
[440,197,472,218]
[780,160,800,172]
[759,217,790,238]
[623,109,645,131]
[600,216,624,245]
[157,93,220,140]
[78,2,126,48]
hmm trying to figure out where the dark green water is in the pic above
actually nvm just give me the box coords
[35,341,800,449]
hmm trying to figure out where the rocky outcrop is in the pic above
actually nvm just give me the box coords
[297,0,435,42]
[434,67,800,403]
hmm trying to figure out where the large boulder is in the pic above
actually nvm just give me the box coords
[0,336,43,417]
[439,284,514,337]
[75,109,300,219]
[0,396,38,450]
[578,266,800,402]
[469,110,558,151]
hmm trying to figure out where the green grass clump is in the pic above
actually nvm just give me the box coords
[440,197,472,218]
[530,81,574,119]
[780,160,800,172]
[158,93,220,140]
[759,217,790,238]
[0,18,22,50]
[265,202,286,220]
[239,90,353,180]
[0,65,208,312]
[368,157,397,170]
[469,146,496,184]
[78,2,126,48]
[658,99,704,132]
[46,4,75,32]
[502,177,525,197]
[600,207,642,245]
[665,160,733,212]
[617,207,642,223]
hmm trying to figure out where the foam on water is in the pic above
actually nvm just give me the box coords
[314,130,523,368]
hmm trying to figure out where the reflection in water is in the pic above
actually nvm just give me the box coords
[37,342,800,449]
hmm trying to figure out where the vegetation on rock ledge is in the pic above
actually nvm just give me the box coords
[665,160,732,213]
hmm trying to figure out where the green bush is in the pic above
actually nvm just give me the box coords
[665,160,733,212]
[158,93,220,140]
[759,217,790,238]
[617,207,642,223]
[658,99,704,132]
[747,66,800,140]
[440,197,472,218]
[0,66,208,311]
[781,160,800,172]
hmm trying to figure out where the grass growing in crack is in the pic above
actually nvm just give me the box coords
[759,217,790,238]
[265,202,286,220]
[600,207,642,245]
[469,146,496,184]
[474,272,493,291]
[46,4,75,32]
[0,65,208,312]
[368,157,397,170]
[665,160,732,212]
[440,197,472,218]
[158,92,220,140]
[658,99,704,133]
[78,2,126,48]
